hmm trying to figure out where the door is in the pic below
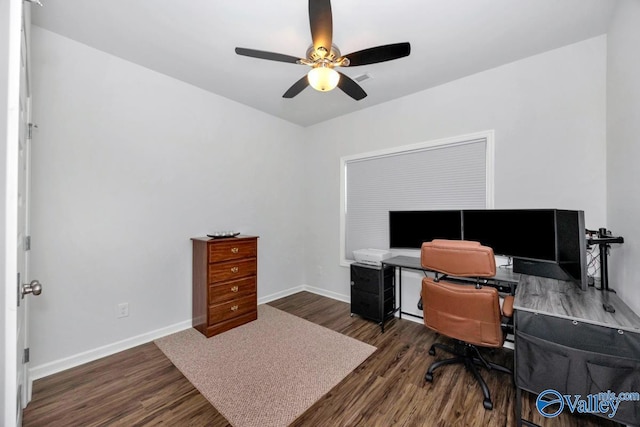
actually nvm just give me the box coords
[2,0,21,426]
[17,2,34,422]
[3,1,38,426]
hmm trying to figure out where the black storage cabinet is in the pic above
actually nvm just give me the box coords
[350,263,396,332]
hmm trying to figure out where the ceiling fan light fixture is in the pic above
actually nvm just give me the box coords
[307,64,340,92]
[235,0,410,100]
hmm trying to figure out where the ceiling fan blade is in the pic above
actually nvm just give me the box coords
[309,0,333,54]
[283,75,310,98]
[343,42,411,66]
[337,71,367,101]
[235,47,301,64]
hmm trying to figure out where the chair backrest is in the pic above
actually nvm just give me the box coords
[421,239,496,277]
[421,239,504,347]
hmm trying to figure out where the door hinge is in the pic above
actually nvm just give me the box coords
[23,348,30,364]
[24,235,31,251]
[17,272,21,308]
[27,123,38,140]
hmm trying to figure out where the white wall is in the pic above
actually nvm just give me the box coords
[304,37,608,310]
[606,0,640,315]
[28,27,307,372]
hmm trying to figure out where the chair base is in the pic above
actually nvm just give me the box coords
[424,341,512,410]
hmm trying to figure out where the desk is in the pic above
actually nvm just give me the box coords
[382,255,520,319]
[514,275,640,426]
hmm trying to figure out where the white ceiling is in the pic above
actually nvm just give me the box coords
[31,0,617,127]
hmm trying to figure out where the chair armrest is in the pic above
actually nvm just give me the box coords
[501,295,514,318]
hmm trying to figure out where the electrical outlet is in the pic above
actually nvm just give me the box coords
[116,302,129,318]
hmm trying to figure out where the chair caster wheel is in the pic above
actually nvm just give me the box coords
[483,399,493,410]
[425,373,433,382]
[429,348,435,356]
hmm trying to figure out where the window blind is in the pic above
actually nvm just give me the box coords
[343,136,491,260]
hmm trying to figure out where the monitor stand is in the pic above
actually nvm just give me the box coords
[587,228,624,313]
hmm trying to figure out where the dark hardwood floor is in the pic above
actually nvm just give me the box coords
[23,291,621,426]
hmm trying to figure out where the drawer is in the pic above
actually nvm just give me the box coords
[209,238,257,263]
[351,289,382,321]
[350,264,381,293]
[204,311,258,337]
[209,277,257,305]
[208,258,257,283]
[208,294,257,325]
[350,263,394,294]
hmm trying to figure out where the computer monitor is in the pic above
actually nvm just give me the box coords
[389,210,462,249]
[462,209,557,261]
[462,209,587,290]
[389,208,588,290]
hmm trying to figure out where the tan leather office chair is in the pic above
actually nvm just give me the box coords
[421,239,513,410]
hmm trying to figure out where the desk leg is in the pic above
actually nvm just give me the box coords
[379,267,385,333]
[516,387,522,427]
[516,387,540,427]
[398,266,402,319]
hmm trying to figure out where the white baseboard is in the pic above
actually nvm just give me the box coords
[397,312,423,325]
[258,284,349,305]
[29,285,350,383]
[298,284,350,303]
[29,319,192,381]
[257,285,307,304]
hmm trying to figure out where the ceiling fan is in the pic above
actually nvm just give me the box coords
[235,0,411,100]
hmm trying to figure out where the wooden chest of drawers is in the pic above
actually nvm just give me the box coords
[191,235,258,337]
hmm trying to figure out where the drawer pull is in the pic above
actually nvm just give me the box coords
[231,305,239,312]
[231,247,239,254]
[231,267,239,273]
[231,286,239,292]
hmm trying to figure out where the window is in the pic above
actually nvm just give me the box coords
[340,131,495,264]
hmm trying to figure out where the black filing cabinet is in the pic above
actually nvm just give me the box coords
[350,263,396,332]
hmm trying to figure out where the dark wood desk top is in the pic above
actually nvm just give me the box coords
[514,274,640,333]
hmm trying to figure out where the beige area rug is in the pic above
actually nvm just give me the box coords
[155,304,376,427]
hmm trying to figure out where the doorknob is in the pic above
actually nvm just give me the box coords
[22,280,42,298]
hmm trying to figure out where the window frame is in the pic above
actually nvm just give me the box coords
[339,130,495,266]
